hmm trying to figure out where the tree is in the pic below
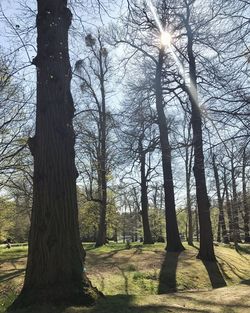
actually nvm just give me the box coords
[9,0,100,309]
[119,97,158,244]
[212,153,229,243]
[112,0,185,252]
[241,141,250,242]
[74,31,115,247]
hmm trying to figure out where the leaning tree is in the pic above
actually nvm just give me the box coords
[9,0,100,309]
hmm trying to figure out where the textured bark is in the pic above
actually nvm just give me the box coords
[185,19,216,261]
[95,48,107,248]
[212,155,229,244]
[223,169,234,241]
[9,1,100,309]
[195,205,199,242]
[242,146,250,243]
[139,141,154,244]
[185,125,193,246]
[231,160,241,243]
[155,49,184,252]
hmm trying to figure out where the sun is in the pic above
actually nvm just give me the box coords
[160,31,171,47]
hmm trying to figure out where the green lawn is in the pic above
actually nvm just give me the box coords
[1,242,250,312]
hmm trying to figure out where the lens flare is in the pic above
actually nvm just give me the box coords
[161,32,171,47]
[145,0,199,108]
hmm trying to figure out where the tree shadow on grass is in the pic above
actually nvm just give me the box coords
[0,268,25,282]
[88,295,207,313]
[240,279,250,285]
[202,261,227,288]
[7,295,208,313]
[158,251,181,294]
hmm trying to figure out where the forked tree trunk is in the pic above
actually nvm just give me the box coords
[155,49,184,252]
[9,1,100,309]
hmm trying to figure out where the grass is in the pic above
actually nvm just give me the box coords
[1,242,250,312]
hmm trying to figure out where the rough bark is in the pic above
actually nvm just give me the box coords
[231,160,241,243]
[242,146,250,243]
[185,125,193,246]
[195,205,199,242]
[9,1,100,309]
[139,141,154,244]
[95,48,107,247]
[223,169,234,241]
[185,19,216,261]
[212,154,229,244]
[155,49,184,252]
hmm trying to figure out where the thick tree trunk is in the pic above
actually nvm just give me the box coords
[155,49,184,252]
[185,21,216,261]
[140,146,154,244]
[212,154,229,244]
[9,1,100,309]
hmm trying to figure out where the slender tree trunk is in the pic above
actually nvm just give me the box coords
[242,146,250,243]
[195,205,199,242]
[212,155,229,244]
[223,169,233,241]
[185,130,193,246]
[155,49,184,252]
[9,1,100,309]
[95,51,107,247]
[231,160,241,243]
[185,21,216,261]
[139,145,154,244]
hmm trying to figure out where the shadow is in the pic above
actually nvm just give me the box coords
[174,292,250,310]
[116,266,129,295]
[216,255,246,280]
[87,295,208,313]
[7,293,250,313]
[238,244,250,255]
[0,255,27,264]
[0,268,25,282]
[202,261,227,288]
[158,251,181,294]
[240,279,250,285]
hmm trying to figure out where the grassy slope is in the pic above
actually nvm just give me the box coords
[1,243,250,313]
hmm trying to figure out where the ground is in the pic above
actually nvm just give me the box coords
[0,242,250,312]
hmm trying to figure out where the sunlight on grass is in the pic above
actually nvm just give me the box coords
[1,242,250,312]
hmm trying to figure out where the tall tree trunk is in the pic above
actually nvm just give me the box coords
[212,154,229,244]
[223,168,233,241]
[9,1,100,309]
[139,144,154,244]
[155,49,184,252]
[95,50,107,247]
[231,160,241,243]
[185,125,193,246]
[242,145,250,243]
[185,21,216,261]
[195,204,199,242]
